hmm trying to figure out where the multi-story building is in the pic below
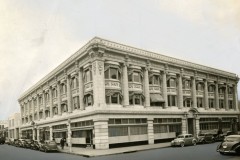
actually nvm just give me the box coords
[0,120,8,138]
[8,113,21,139]
[18,37,239,149]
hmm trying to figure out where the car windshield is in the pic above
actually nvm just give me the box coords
[177,135,184,138]
[225,137,240,142]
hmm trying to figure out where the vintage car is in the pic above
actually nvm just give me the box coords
[39,140,58,152]
[0,137,5,144]
[171,134,197,147]
[17,139,26,147]
[30,140,42,150]
[217,135,240,155]
[197,133,215,144]
[23,139,32,148]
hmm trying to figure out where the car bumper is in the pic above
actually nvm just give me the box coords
[217,149,236,154]
[171,142,181,146]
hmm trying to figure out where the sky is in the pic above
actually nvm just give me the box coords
[0,0,240,120]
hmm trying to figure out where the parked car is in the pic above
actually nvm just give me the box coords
[30,140,42,150]
[0,137,5,144]
[5,138,10,145]
[17,139,26,147]
[217,135,240,155]
[197,133,215,144]
[171,134,197,147]
[23,139,32,148]
[39,140,58,152]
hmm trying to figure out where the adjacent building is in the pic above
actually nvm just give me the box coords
[18,37,239,149]
[8,113,21,139]
[0,120,8,138]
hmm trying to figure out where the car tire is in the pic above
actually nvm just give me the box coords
[180,142,184,147]
[192,140,197,146]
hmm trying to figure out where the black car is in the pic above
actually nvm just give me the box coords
[0,137,5,144]
[30,141,41,150]
[217,135,240,155]
[197,133,215,144]
[23,139,32,148]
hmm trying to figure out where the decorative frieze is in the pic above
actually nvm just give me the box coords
[105,80,121,90]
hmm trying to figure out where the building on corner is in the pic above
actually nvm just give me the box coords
[18,37,239,149]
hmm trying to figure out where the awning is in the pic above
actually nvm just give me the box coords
[150,94,165,102]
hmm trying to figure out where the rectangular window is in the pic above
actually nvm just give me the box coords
[209,99,214,108]
[130,126,147,135]
[208,86,214,92]
[168,95,176,106]
[133,72,141,82]
[219,99,224,109]
[229,100,233,109]
[184,80,190,89]
[110,68,117,79]
[197,98,203,108]
[154,125,168,133]
[109,126,128,137]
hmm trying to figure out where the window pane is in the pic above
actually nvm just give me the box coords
[104,70,109,79]
[110,68,117,79]
[149,77,153,85]
[135,95,141,105]
[128,74,133,82]
[111,94,118,104]
[153,75,159,85]
[133,72,140,82]
[106,96,110,104]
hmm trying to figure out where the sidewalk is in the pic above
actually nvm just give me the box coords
[57,142,170,157]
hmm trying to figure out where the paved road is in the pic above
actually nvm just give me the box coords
[0,143,239,160]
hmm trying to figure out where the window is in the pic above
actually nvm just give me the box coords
[149,75,160,85]
[129,94,144,105]
[184,98,191,107]
[109,126,128,137]
[128,71,142,83]
[71,77,79,89]
[154,125,168,133]
[167,78,176,87]
[197,83,203,91]
[229,100,233,109]
[197,98,203,108]
[219,99,224,109]
[219,88,224,94]
[61,104,68,112]
[130,126,147,135]
[228,87,233,94]
[61,84,67,94]
[105,67,120,80]
[208,85,214,92]
[106,93,121,104]
[73,96,80,109]
[85,94,93,106]
[84,69,92,83]
[168,95,176,106]
[183,80,190,89]
[209,99,214,108]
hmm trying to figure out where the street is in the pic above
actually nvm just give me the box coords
[0,143,239,160]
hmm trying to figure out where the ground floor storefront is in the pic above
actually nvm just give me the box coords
[20,108,239,149]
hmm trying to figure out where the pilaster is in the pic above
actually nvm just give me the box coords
[42,91,46,119]
[90,49,106,108]
[32,98,34,121]
[147,118,154,144]
[177,71,183,109]
[204,79,209,110]
[36,95,40,121]
[36,128,40,141]
[234,84,239,111]
[50,126,53,141]
[181,117,187,134]
[144,67,150,107]
[93,118,109,149]
[78,68,84,110]
[32,128,36,140]
[57,82,62,115]
[191,77,197,108]
[49,87,53,118]
[215,82,219,110]
[122,63,129,106]
[162,70,168,108]
[67,75,72,113]
[225,84,229,110]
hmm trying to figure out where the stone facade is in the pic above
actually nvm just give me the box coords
[18,37,240,149]
[8,113,21,139]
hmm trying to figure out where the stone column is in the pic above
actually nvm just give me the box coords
[36,128,40,141]
[67,75,72,113]
[195,117,200,137]
[192,77,197,108]
[204,79,209,110]
[94,118,109,149]
[91,50,106,108]
[32,128,35,140]
[147,118,154,144]
[144,68,150,107]
[49,126,53,141]
[122,63,129,106]
[32,99,35,121]
[234,84,239,111]
[67,120,72,152]
[36,95,40,121]
[225,84,229,110]
[181,117,187,134]
[215,82,219,110]
[57,82,62,115]
[28,100,30,123]
[42,92,46,119]
[78,68,84,110]
[178,73,183,109]
[49,88,53,118]
[162,71,168,108]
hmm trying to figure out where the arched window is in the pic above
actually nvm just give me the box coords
[208,85,215,92]
[197,83,203,91]
[183,80,191,89]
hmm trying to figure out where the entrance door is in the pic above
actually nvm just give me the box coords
[86,130,93,145]
[188,118,194,134]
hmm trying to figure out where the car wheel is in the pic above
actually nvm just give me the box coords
[180,142,184,147]
[192,140,197,146]
[220,152,225,155]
